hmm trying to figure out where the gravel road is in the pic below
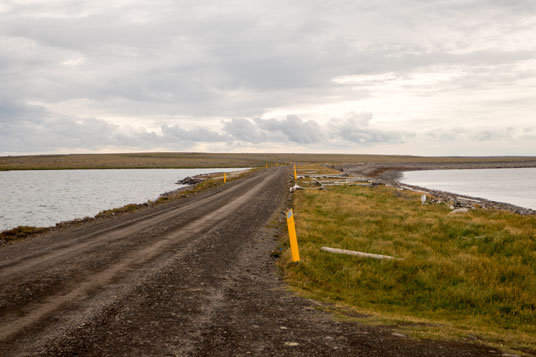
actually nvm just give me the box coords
[0,167,500,356]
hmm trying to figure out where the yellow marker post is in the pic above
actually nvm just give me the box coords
[224,172,226,183]
[266,163,268,168]
[286,209,300,262]
[276,163,278,167]
[293,164,297,181]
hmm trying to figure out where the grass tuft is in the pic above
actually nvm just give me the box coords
[0,226,48,242]
[95,203,142,217]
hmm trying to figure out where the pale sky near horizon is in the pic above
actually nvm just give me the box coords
[1,0,535,156]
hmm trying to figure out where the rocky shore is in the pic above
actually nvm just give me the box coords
[338,160,536,216]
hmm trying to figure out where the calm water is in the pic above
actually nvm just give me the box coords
[0,168,244,231]
[401,168,536,210]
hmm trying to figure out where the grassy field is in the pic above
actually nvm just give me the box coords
[280,165,536,353]
[1,152,536,170]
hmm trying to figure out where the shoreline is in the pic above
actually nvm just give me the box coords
[0,184,195,245]
[0,169,250,244]
[391,180,536,216]
[339,162,536,216]
[337,159,536,179]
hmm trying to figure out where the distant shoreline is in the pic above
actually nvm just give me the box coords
[2,152,536,171]
[337,159,536,180]
[339,161,536,215]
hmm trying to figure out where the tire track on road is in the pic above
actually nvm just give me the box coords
[0,170,265,284]
[0,168,280,347]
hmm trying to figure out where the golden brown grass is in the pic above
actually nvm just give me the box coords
[0,226,48,242]
[2,152,534,171]
[296,163,341,175]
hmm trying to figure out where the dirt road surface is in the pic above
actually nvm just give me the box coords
[0,167,499,356]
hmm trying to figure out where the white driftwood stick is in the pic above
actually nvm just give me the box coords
[321,247,400,260]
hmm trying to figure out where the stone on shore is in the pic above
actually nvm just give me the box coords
[450,208,469,214]
[177,176,202,185]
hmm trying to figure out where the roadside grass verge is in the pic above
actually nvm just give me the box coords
[0,226,48,242]
[152,167,262,204]
[295,163,341,175]
[280,182,536,352]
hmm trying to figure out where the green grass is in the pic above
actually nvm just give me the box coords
[281,182,536,352]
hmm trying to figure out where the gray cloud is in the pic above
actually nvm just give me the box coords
[1,103,534,155]
[1,1,536,155]
[1,116,119,152]
[223,116,326,145]
[253,116,324,144]
[0,106,408,153]
[328,113,401,144]
[0,101,46,123]
[161,124,223,143]
[223,113,406,146]
[424,126,534,143]
[223,118,266,143]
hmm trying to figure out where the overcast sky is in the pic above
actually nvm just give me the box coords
[1,0,535,156]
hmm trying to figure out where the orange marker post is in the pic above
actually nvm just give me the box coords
[266,163,268,168]
[286,209,300,262]
[224,172,226,183]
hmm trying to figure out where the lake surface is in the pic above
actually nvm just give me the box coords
[401,168,536,210]
[0,168,244,232]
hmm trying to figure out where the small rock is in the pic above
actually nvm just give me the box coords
[391,332,406,338]
[290,184,302,193]
[177,176,202,185]
[280,326,288,330]
[449,208,469,214]
[501,353,520,357]
[284,342,299,347]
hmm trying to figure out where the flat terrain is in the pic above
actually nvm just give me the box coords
[287,170,536,353]
[1,152,536,170]
[0,167,502,356]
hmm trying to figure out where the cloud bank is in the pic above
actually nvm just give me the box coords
[1,0,536,155]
